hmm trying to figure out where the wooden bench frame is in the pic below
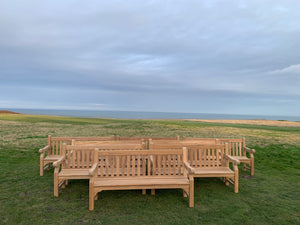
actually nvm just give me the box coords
[53,142,146,196]
[89,149,194,210]
[186,144,240,193]
[216,138,255,176]
[39,135,115,176]
[53,144,98,197]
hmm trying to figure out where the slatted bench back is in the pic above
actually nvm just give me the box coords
[216,138,245,157]
[48,135,115,156]
[150,149,185,176]
[49,137,73,156]
[63,145,97,169]
[95,149,186,177]
[149,143,183,150]
[96,150,148,177]
[187,144,227,167]
[68,143,146,151]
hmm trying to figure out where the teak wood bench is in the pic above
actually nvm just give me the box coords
[53,144,98,197]
[89,149,194,210]
[186,144,240,193]
[53,143,146,196]
[216,138,255,176]
[39,135,115,176]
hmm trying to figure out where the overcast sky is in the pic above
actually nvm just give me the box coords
[1,0,300,116]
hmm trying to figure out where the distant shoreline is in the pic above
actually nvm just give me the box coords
[185,119,300,128]
[0,110,20,114]
[1,108,300,123]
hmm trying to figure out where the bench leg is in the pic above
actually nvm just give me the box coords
[225,178,230,186]
[151,189,155,195]
[189,176,194,207]
[89,184,95,211]
[142,189,146,195]
[54,177,59,197]
[234,171,239,193]
[40,156,44,176]
[40,163,44,176]
[250,160,254,176]
[243,163,247,171]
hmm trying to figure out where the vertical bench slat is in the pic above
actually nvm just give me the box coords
[126,156,130,176]
[177,154,181,175]
[100,156,104,177]
[106,156,110,177]
[137,155,140,177]
[212,147,215,167]
[157,155,161,176]
[116,156,120,177]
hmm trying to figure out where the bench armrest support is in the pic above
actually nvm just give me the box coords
[244,147,255,154]
[224,155,240,166]
[184,162,195,174]
[53,156,65,168]
[89,163,98,176]
[39,145,50,154]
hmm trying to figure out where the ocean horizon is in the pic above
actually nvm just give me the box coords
[2,108,300,122]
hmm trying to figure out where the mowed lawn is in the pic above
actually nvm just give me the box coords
[0,114,299,225]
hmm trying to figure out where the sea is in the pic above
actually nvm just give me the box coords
[3,108,300,122]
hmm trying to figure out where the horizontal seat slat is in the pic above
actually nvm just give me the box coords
[94,177,189,187]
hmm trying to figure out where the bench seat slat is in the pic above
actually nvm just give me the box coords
[192,167,234,177]
[94,177,189,187]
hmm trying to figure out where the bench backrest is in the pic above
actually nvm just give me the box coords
[149,143,183,150]
[216,138,245,157]
[67,143,146,151]
[187,144,227,167]
[182,137,216,144]
[116,136,180,141]
[62,144,97,169]
[116,136,148,141]
[94,149,187,178]
[47,135,115,156]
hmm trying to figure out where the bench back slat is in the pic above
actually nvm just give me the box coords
[95,149,186,177]
[63,144,96,169]
[216,138,245,157]
[187,144,227,167]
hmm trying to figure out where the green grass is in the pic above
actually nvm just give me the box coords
[0,114,299,224]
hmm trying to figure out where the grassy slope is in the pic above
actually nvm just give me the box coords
[0,114,299,225]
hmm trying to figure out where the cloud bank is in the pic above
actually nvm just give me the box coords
[1,0,300,116]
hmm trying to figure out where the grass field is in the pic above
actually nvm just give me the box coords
[0,114,299,224]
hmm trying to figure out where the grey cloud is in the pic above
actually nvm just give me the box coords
[1,0,300,116]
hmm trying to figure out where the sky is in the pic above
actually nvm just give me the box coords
[1,0,300,116]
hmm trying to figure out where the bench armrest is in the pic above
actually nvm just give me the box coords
[53,156,65,168]
[244,147,255,154]
[89,163,98,176]
[39,145,50,154]
[224,155,240,166]
[184,162,195,174]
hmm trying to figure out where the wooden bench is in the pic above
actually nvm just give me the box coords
[89,149,194,210]
[39,135,115,176]
[186,144,240,193]
[53,144,98,197]
[53,142,146,196]
[216,138,255,176]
